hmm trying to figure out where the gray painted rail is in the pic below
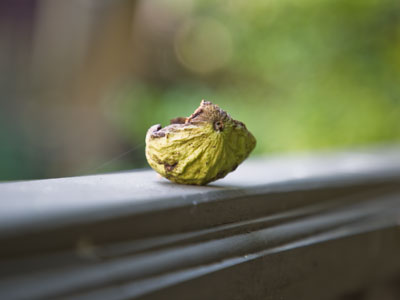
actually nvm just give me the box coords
[1,146,400,300]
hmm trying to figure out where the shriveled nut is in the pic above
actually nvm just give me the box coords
[145,100,256,185]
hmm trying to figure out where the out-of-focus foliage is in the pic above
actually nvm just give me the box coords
[110,0,400,155]
[1,0,400,180]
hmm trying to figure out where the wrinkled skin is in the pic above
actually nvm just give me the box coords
[145,100,256,185]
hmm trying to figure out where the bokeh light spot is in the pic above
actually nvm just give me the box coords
[174,17,233,74]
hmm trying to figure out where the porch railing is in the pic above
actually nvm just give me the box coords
[1,146,400,300]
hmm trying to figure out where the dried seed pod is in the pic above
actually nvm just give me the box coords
[145,100,256,185]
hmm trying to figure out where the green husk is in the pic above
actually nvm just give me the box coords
[145,100,256,185]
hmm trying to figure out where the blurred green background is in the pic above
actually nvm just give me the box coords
[1,0,399,181]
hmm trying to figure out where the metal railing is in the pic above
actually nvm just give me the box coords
[1,146,400,300]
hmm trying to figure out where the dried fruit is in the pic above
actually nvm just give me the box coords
[145,100,256,185]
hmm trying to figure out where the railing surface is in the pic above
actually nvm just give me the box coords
[1,146,400,300]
